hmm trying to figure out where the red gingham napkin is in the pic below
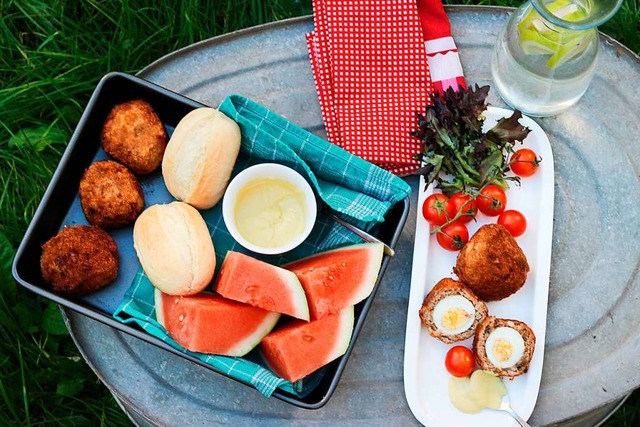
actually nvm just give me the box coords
[307,0,434,176]
[306,0,341,144]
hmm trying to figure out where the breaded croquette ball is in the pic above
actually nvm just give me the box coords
[40,225,118,295]
[79,160,144,229]
[453,223,529,302]
[101,99,168,174]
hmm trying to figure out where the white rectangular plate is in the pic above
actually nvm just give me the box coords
[404,106,555,427]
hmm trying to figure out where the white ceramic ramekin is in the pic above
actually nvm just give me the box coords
[222,163,317,255]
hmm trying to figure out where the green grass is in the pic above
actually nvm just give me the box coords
[0,0,638,425]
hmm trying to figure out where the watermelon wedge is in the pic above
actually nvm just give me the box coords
[260,306,355,383]
[154,288,280,357]
[286,242,384,319]
[214,251,309,321]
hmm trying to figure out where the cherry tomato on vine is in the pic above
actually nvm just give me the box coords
[445,346,475,377]
[498,209,527,237]
[422,193,454,226]
[510,148,541,177]
[448,193,477,224]
[476,184,507,216]
[436,221,469,251]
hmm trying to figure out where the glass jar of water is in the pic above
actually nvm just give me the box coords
[492,0,623,117]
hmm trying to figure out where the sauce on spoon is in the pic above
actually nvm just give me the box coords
[448,370,507,413]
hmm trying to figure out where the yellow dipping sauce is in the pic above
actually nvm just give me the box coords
[234,177,307,248]
[448,370,507,413]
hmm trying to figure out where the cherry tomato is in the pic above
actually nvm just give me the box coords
[422,193,454,226]
[436,221,469,251]
[510,148,541,177]
[476,184,507,216]
[448,193,477,224]
[498,209,527,237]
[445,346,475,377]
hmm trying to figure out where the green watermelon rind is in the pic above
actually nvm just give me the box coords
[155,287,167,326]
[154,288,281,357]
[346,242,384,305]
[328,305,356,360]
[286,242,385,317]
[226,310,280,357]
[274,268,310,321]
[260,305,356,383]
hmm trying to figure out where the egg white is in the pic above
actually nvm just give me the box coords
[485,327,525,368]
[432,295,476,335]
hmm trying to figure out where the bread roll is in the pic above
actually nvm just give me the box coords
[133,201,215,295]
[162,108,241,209]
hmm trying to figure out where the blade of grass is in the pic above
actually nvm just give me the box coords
[17,343,31,427]
[0,378,21,424]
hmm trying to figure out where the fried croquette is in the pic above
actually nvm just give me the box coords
[79,160,144,229]
[101,99,168,174]
[453,223,529,302]
[40,225,118,295]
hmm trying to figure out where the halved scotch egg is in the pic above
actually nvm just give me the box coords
[419,278,488,344]
[473,316,536,379]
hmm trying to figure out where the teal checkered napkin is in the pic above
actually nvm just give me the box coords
[222,94,410,226]
[113,94,411,398]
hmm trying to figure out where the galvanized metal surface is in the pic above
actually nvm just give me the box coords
[64,7,640,426]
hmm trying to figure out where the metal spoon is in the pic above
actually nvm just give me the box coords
[327,212,395,257]
[495,394,531,427]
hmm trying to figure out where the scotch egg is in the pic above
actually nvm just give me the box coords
[432,295,476,336]
[473,316,536,379]
[419,278,488,344]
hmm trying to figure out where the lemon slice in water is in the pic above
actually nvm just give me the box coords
[546,31,596,68]
[517,0,591,68]
[519,28,560,54]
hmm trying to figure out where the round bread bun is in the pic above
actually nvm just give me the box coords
[40,225,118,295]
[419,278,488,344]
[101,99,168,175]
[79,160,144,229]
[162,108,241,209]
[133,201,215,295]
[453,223,529,301]
[473,316,536,379]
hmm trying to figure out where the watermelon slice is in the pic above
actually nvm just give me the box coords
[260,306,355,383]
[286,242,384,319]
[214,251,309,321]
[154,288,280,357]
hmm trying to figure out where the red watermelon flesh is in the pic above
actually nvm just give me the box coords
[214,251,309,321]
[286,242,384,320]
[154,288,280,357]
[260,306,355,383]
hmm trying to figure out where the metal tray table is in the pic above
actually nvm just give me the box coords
[56,6,640,426]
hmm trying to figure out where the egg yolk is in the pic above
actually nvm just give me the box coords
[492,338,513,363]
[441,308,471,331]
